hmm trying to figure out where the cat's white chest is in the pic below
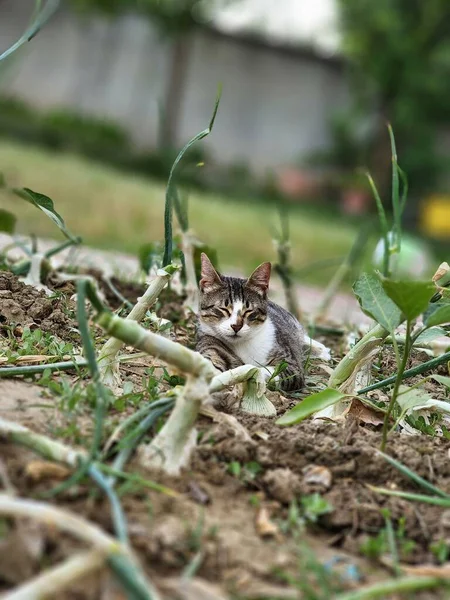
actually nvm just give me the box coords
[233,318,275,367]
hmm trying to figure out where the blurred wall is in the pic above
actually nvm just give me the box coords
[0,1,351,172]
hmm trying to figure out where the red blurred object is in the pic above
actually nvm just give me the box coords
[276,167,319,200]
[340,188,370,215]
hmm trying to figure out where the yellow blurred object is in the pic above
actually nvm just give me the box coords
[421,195,450,239]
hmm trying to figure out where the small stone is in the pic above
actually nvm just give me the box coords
[262,468,301,504]
[302,464,333,490]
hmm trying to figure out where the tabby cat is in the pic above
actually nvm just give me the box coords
[196,253,304,391]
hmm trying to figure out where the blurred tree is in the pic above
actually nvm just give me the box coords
[69,0,228,148]
[338,0,450,197]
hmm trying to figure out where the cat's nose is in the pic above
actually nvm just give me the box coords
[231,322,243,333]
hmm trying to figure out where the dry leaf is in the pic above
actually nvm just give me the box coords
[348,399,384,426]
[255,507,279,538]
[25,460,71,482]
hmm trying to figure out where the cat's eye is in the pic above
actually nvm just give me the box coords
[224,298,230,307]
[245,300,250,308]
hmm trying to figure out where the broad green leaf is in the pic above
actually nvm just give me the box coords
[0,209,16,233]
[276,388,347,426]
[396,385,431,412]
[431,375,450,389]
[382,279,435,321]
[424,298,450,323]
[414,327,448,345]
[14,187,76,241]
[425,304,450,327]
[353,272,402,331]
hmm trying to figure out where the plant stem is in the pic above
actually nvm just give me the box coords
[357,350,450,395]
[0,417,83,466]
[97,313,217,381]
[0,353,148,378]
[0,494,158,600]
[98,266,176,388]
[6,551,105,600]
[313,225,370,322]
[0,359,86,377]
[381,319,411,450]
[45,236,81,259]
[138,375,209,475]
[209,364,259,392]
[335,575,445,600]
[0,494,118,551]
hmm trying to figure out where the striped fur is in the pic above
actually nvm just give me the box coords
[196,254,305,392]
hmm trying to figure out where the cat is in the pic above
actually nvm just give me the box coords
[196,253,305,392]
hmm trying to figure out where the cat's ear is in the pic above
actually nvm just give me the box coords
[247,262,271,294]
[200,253,222,292]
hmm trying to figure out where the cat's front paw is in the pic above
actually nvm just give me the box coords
[200,351,227,373]
[278,370,304,393]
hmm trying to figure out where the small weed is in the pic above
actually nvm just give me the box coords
[430,539,450,563]
[0,325,75,362]
[301,493,334,524]
[278,495,334,536]
[272,542,345,599]
[227,461,263,484]
[360,515,416,561]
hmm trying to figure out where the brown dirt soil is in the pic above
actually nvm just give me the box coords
[0,270,78,340]
[1,272,450,599]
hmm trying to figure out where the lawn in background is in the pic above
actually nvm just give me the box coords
[0,140,362,284]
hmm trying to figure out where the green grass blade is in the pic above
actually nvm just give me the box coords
[387,124,401,250]
[383,511,400,575]
[89,464,128,544]
[398,164,408,215]
[162,85,222,266]
[366,172,390,276]
[172,185,189,232]
[368,484,450,507]
[43,280,110,497]
[107,555,156,600]
[335,575,445,600]
[100,464,178,497]
[376,451,450,498]
[116,399,174,453]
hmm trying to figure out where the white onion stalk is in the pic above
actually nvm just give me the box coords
[5,551,105,600]
[98,265,177,390]
[240,369,276,417]
[138,375,209,475]
[0,417,83,467]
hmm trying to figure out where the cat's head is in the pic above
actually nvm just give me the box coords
[198,253,271,341]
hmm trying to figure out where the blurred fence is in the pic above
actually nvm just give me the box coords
[0,0,350,172]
